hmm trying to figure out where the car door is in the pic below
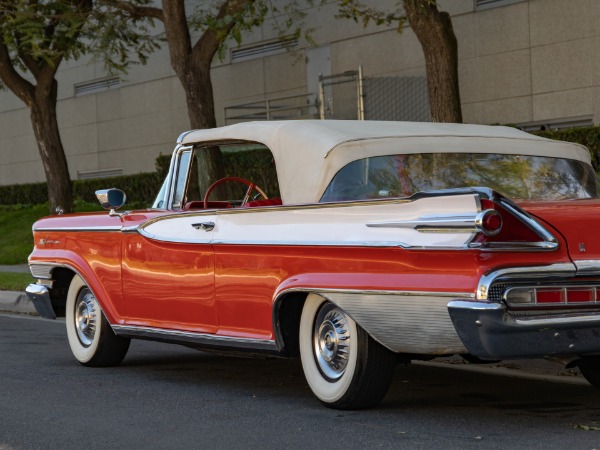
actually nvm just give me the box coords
[121,212,219,333]
[120,146,219,333]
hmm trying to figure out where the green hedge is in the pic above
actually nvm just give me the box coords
[0,149,280,207]
[0,172,162,207]
[3,126,600,207]
[155,148,279,196]
[0,181,48,206]
[222,148,280,197]
[73,172,162,205]
[534,126,600,170]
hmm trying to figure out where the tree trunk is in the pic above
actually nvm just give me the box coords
[184,60,225,194]
[161,0,226,195]
[403,0,462,123]
[30,80,73,214]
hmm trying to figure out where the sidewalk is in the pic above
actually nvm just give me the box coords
[0,290,36,314]
[0,264,35,313]
[0,264,29,273]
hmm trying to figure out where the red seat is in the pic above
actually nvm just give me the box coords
[245,198,283,207]
[183,201,232,210]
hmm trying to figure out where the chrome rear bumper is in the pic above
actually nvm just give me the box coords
[448,300,600,359]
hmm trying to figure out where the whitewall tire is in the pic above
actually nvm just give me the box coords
[299,294,397,409]
[65,275,130,367]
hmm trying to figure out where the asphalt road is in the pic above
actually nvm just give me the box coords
[2,313,600,450]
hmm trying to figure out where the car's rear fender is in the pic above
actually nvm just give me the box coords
[272,273,475,356]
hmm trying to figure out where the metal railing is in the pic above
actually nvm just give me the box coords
[224,93,318,124]
[318,66,365,120]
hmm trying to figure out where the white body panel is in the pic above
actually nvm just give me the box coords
[139,194,480,249]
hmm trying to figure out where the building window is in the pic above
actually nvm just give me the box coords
[475,0,526,11]
[77,168,123,180]
[231,37,298,63]
[74,77,120,96]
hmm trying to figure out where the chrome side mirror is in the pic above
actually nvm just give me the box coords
[95,188,127,216]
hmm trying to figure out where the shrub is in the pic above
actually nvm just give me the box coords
[2,126,599,207]
[534,126,600,170]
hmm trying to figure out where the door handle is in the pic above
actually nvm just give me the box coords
[192,221,215,231]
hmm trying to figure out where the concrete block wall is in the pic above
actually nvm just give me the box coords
[1,0,600,186]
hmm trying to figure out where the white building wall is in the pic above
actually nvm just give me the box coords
[0,0,598,186]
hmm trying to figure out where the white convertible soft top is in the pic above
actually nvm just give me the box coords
[179,120,591,204]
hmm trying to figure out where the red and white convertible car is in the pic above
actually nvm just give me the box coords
[27,120,600,409]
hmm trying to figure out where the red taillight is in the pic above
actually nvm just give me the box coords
[473,198,545,246]
[505,286,598,306]
[536,289,563,304]
[476,209,502,236]
[483,212,502,231]
[567,289,594,303]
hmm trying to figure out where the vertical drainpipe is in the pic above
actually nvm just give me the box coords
[266,99,271,121]
[357,65,365,120]
[318,73,326,120]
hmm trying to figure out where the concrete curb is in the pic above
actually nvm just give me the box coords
[0,290,37,314]
[0,264,30,273]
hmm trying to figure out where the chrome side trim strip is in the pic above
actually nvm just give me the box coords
[33,226,122,232]
[138,197,414,230]
[275,287,475,298]
[137,227,212,245]
[469,241,558,250]
[111,325,278,353]
[512,312,600,327]
[574,260,600,275]
[212,239,411,247]
[367,213,479,233]
[477,263,577,300]
[367,210,502,236]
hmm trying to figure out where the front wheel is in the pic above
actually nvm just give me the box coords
[299,294,397,409]
[65,275,130,367]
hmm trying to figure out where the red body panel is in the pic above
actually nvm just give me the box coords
[518,199,600,261]
[122,234,217,332]
[30,203,578,341]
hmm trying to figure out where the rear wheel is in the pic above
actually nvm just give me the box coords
[65,275,130,367]
[578,356,600,388]
[299,294,397,409]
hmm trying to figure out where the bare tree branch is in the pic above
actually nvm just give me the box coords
[107,0,164,20]
[193,0,254,67]
[0,41,35,106]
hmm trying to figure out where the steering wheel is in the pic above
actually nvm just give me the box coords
[203,177,268,209]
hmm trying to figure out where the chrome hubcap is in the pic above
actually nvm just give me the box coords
[75,289,98,347]
[313,303,351,381]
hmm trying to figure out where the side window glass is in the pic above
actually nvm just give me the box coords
[172,150,191,209]
[183,142,281,209]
